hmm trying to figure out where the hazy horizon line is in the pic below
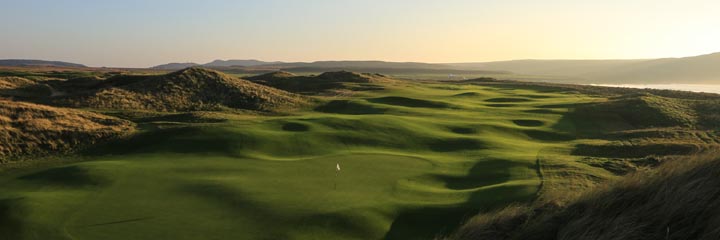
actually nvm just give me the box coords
[3,50,718,69]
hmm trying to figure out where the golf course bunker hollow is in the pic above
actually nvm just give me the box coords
[452,92,482,97]
[367,96,450,108]
[282,122,310,132]
[428,138,487,152]
[314,100,387,115]
[512,119,545,127]
[484,97,532,103]
[449,126,477,134]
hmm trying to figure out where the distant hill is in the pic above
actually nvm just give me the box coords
[449,52,720,84]
[151,60,463,71]
[0,59,86,68]
[204,59,283,67]
[449,59,647,78]
[260,60,454,69]
[587,52,720,84]
[54,67,306,112]
[153,52,720,84]
[151,62,199,70]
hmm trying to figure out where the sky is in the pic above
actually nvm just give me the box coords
[1,0,719,68]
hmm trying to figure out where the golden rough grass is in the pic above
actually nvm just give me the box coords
[54,67,306,112]
[0,100,134,161]
[0,76,36,89]
[444,151,720,240]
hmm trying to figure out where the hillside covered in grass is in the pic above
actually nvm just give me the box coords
[53,67,306,112]
[246,70,393,93]
[0,100,134,162]
[446,152,720,240]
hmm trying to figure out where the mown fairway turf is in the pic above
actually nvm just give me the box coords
[0,82,599,239]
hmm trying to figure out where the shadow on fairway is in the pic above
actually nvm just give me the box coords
[523,130,575,141]
[428,138,487,152]
[448,126,477,134]
[485,104,517,108]
[434,160,516,190]
[485,97,532,103]
[452,92,482,97]
[367,96,452,108]
[513,119,544,127]
[383,207,475,240]
[84,127,244,157]
[282,122,310,132]
[384,184,534,240]
[18,165,108,187]
[315,100,387,115]
[0,198,24,240]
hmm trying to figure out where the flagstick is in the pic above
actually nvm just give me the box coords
[334,163,340,190]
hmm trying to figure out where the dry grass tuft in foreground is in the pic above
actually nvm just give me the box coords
[444,151,720,240]
[0,100,134,162]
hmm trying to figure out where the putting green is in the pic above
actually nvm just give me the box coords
[0,82,599,239]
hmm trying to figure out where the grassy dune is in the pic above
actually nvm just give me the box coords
[0,71,718,239]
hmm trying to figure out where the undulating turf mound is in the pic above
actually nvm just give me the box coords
[512,119,544,127]
[0,76,52,98]
[485,97,532,103]
[53,67,305,112]
[575,94,696,128]
[0,100,134,161]
[445,153,720,240]
[246,70,392,93]
[452,92,483,97]
[314,100,388,114]
[244,71,297,82]
[367,96,452,108]
[314,71,394,83]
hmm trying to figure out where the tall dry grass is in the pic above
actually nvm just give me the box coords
[0,100,134,162]
[445,151,720,240]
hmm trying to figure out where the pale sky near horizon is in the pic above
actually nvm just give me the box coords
[1,0,719,68]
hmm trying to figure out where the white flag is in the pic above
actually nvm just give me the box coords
[336,163,341,171]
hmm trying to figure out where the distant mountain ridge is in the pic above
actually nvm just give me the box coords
[448,52,720,84]
[204,59,284,67]
[0,59,86,68]
[151,60,456,70]
[151,62,199,70]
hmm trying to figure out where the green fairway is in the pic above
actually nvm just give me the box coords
[0,81,600,239]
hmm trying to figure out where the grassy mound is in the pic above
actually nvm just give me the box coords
[453,92,483,97]
[485,98,532,103]
[54,67,305,112]
[0,100,134,161]
[367,96,452,108]
[246,70,392,93]
[314,100,388,114]
[446,153,720,240]
[0,76,52,98]
[512,120,544,127]
[577,94,696,128]
[244,71,297,82]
